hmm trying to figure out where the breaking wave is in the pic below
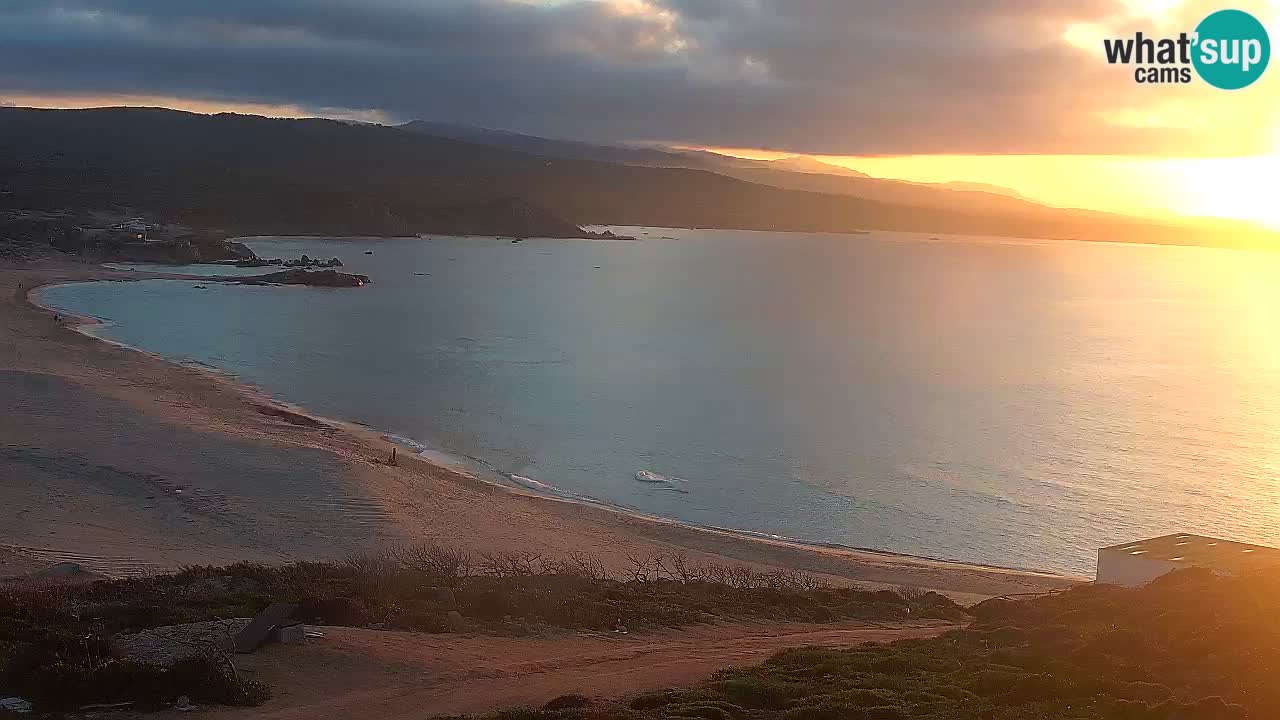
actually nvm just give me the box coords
[635,469,689,493]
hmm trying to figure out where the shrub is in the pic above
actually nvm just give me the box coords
[394,544,472,587]
[709,678,809,710]
[665,702,741,720]
[3,631,267,711]
[543,694,594,711]
[517,567,1280,720]
[1,548,970,713]
[631,690,710,710]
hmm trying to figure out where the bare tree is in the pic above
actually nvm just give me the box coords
[394,544,472,587]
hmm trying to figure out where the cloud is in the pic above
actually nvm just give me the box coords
[0,0,1275,156]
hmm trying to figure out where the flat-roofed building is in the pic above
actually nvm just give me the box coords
[1097,533,1280,587]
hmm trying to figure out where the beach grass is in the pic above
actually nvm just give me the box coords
[0,546,964,712]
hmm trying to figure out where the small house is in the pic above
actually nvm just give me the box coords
[1096,533,1280,587]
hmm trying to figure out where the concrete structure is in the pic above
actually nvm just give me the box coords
[109,218,156,241]
[1097,533,1280,587]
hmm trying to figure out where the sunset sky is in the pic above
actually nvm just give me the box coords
[2,0,1278,225]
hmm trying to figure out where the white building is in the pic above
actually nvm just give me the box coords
[110,218,156,240]
[1096,533,1280,587]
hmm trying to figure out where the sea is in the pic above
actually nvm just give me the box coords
[37,228,1280,576]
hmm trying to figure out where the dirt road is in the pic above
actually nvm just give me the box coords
[180,621,954,719]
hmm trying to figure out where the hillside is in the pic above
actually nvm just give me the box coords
[1,107,1273,247]
[497,567,1279,719]
[393,121,1079,215]
[397,119,1274,243]
[939,181,1027,199]
[712,165,1046,215]
[766,156,872,177]
[397,119,751,172]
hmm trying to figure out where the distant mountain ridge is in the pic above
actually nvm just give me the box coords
[397,120,753,172]
[936,181,1026,200]
[764,156,870,178]
[0,107,1273,248]
[396,121,1079,218]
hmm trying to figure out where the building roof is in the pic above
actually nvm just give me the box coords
[1100,533,1280,574]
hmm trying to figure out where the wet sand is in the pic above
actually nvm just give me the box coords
[0,259,1080,601]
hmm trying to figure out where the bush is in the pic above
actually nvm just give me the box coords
[543,694,593,711]
[484,567,1280,720]
[0,548,970,713]
[709,678,809,710]
[3,630,267,711]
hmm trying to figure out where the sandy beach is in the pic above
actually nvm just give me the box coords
[0,259,1079,602]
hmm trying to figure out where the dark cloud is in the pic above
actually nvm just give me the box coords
[0,0,1270,155]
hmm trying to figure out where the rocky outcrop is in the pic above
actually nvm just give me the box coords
[101,232,263,265]
[224,241,259,261]
[282,254,343,268]
[581,229,636,240]
[117,619,249,668]
[235,269,370,287]
[229,254,344,268]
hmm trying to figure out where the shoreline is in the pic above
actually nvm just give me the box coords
[2,259,1081,600]
[31,273,1069,581]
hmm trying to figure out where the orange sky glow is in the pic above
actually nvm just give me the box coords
[698,0,1280,229]
[690,148,1280,228]
[8,0,1280,229]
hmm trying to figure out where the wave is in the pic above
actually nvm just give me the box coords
[507,473,562,494]
[379,432,592,505]
[635,469,689,493]
[505,473,605,505]
[381,433,475,476]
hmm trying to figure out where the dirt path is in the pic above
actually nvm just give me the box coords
[175,621,954,719]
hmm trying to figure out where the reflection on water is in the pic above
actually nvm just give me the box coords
[40,229,1280,575]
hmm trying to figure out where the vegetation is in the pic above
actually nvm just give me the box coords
[3,642,267,712]
[0,547,961,713]
[0,548,964,638]
[3,106,1269,247]
[14,550,1280,717]
[488,567,1280,720]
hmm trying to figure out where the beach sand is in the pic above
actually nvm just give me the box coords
[0,260,1079,602]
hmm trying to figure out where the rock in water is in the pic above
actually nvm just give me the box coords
[235,269,371,287]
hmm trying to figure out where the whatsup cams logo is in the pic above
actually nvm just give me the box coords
[1104,9,1270,88]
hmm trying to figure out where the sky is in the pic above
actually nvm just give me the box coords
[2,0,1278,224]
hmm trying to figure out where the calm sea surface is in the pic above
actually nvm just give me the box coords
[39,229,1280,576]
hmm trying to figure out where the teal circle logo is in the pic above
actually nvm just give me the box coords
[1193,9,1270,89]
